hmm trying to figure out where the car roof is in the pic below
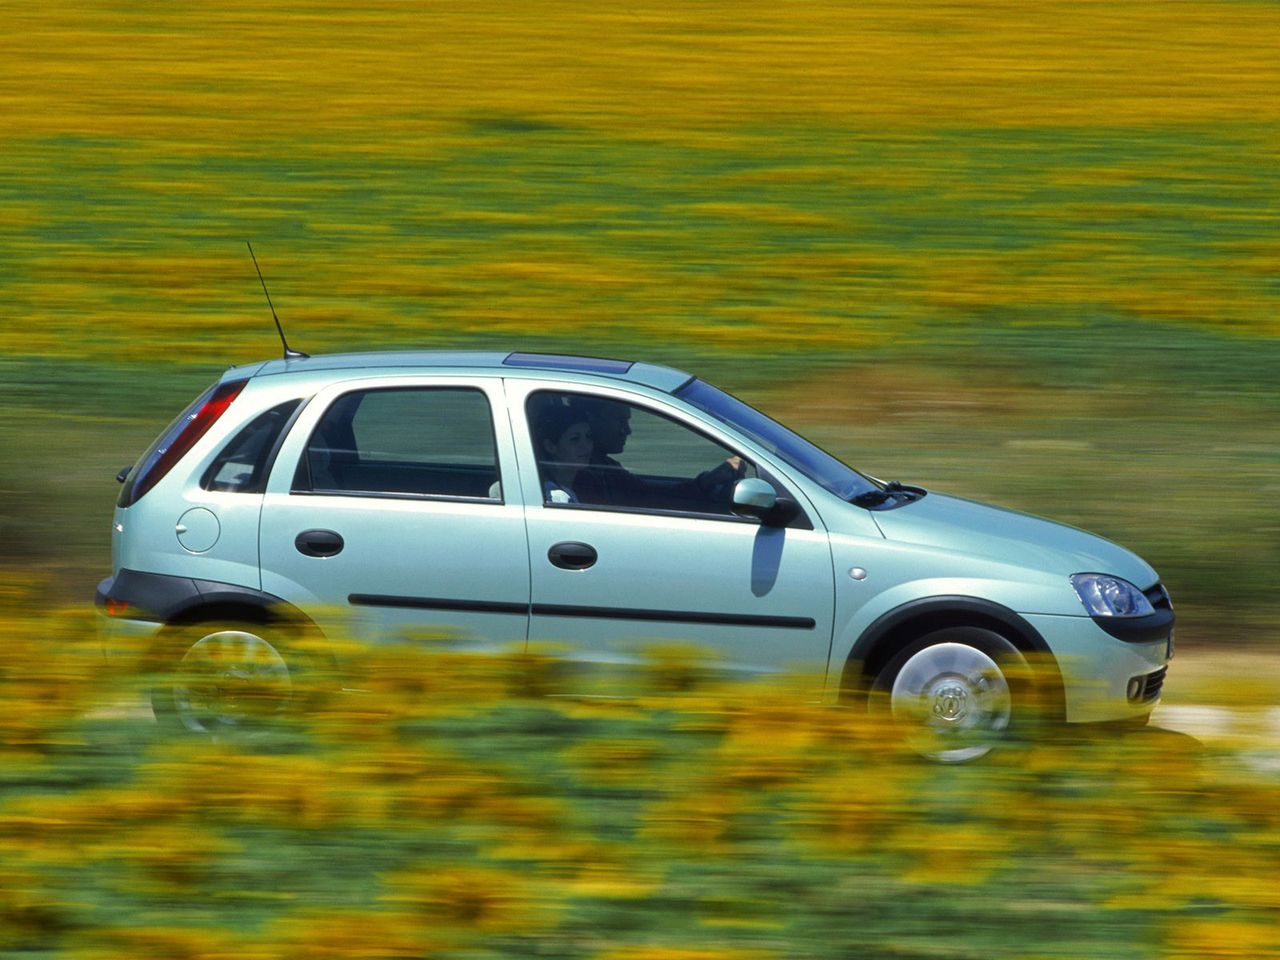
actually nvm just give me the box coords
[234,350,695,393]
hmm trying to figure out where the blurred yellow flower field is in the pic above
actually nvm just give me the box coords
[3,605,1280,958]
[2,0,1278,363]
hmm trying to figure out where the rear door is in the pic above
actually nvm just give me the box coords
[259,375,530,646]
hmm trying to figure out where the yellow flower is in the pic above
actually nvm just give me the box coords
[255,909,436,960]
[1165,918,1280,959]
[595,948,776,960]
[379,863,561,935]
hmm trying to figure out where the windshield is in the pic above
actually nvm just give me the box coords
[675,379,878,500]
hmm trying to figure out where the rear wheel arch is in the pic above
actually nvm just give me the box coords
[839,596,1065,721]
[147,598,327,671]
[148,605,335,736]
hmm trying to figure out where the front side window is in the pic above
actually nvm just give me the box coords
[526,391,756,516]
[298,387,501,500]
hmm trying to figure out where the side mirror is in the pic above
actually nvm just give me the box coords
[731,477,779,521]
[732,478,801,527]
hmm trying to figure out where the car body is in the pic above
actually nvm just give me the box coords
[96,351,1174,759]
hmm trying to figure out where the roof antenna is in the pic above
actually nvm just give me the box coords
[247,241,308,360]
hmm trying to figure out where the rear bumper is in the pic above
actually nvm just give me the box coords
[96,612,165,663]
[97,568,299,622]
[97,570,224,623]
[95,596,165,665]
[95,573,163,663]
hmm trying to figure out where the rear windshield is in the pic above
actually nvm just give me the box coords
[117,380,221,508]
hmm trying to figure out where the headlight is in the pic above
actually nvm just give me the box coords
[1070,573,1155,618]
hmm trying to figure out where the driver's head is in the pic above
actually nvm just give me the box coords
[569,397,631,457]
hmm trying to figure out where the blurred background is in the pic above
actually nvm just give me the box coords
[2,1,1276,640]
[2,2,1279,957]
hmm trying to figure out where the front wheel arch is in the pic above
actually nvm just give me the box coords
[871,626,1035,763]
[838,597,1065,723]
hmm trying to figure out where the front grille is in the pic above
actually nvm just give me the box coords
[1144,583,1173,612]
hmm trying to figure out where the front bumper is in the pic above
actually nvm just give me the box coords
[1024,612,1172,724]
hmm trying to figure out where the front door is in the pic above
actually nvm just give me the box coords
[511,382,835,681]
[260,377,530,647]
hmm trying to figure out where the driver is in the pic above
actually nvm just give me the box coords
[568,396,646,507]
[568,395,748,510]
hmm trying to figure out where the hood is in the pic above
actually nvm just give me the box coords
[870,492,1158,586]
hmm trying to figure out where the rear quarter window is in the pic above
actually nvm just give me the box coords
[201,399,303,493]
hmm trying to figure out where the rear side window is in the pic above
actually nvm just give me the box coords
[296,387,501,500]
[201,400,303,493]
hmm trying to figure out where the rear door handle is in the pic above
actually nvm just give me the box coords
[548,541,597,570]
[295,529,345,558]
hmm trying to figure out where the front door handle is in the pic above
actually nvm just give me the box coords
[548,541,597,570]
[295,529,344,558]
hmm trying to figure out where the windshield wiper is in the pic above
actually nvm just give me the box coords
[851,480,925,508]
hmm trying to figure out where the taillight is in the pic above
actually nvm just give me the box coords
[120,379,248,506]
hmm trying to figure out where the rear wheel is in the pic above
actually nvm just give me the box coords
[151,625,297,736]
[872,627,1032,763]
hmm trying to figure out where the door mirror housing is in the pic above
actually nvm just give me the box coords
[732,477,777,513]
[731,477,800,527]
[732,477,803,527]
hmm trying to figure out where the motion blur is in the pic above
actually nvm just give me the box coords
[2,0,1278,956]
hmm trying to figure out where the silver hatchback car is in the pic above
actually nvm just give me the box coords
[97,351,1174,759]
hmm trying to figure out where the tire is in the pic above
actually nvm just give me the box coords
[150,623,302,736]
[871,626,1033,763]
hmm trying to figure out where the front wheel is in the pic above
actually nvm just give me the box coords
[151,625,296,736]
[872,627,1032,763]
